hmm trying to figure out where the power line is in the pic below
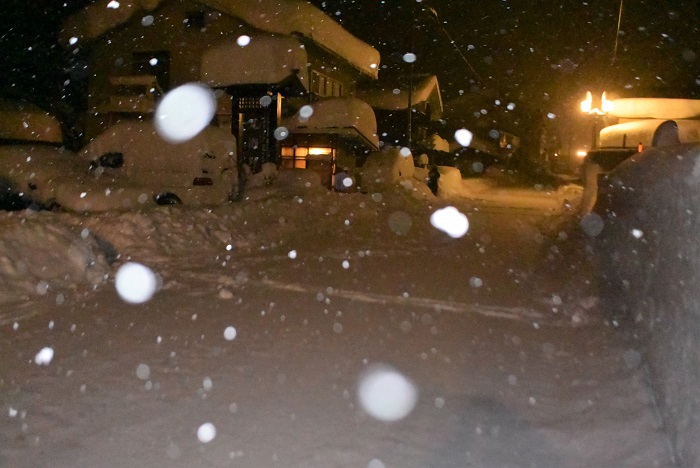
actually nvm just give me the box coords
[423,7,483,83]
[612,0,624,63]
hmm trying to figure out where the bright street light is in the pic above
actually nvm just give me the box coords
[580,91,613,149]
[580,91,614,116]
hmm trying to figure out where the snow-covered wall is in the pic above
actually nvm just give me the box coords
[592,143,700,466]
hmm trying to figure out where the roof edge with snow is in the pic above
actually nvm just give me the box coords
[282,97,379,150]
[60,0,380,79]
[357,75,443,118]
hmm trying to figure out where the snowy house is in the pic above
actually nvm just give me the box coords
[279,97,379,188]
[60,0,381,185]
[357,74,443,151]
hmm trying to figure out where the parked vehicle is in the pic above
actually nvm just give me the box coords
[0,105,237,212]
[579,118,700,215]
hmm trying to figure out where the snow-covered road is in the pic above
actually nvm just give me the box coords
[0,185,670,467]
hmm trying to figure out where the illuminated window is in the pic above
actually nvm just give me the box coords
[281,147,308,169]
[281,146,333,169]
[308,147,332,157]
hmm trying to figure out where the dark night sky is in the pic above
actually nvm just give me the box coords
[312,0,700,107]
[1,0,698,126]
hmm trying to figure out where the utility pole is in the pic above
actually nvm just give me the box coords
[407,3,416,150]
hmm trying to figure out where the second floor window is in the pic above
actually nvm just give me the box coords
[311,70,343,98]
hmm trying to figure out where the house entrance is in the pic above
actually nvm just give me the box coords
[240,110,273,174]
[231,94,281,174]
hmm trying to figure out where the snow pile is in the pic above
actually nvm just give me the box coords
[0,176,441,309]
[592,143,700,466]
[429,134,450,152]
[437,166,464,197]
[0,212,111,305]
[359,147,416,193]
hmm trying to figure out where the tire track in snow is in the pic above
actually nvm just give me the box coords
[256,278,547,324]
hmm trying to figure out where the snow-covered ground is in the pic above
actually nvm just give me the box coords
[0,176,670,467]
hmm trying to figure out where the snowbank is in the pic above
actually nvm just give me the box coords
[591,143,700,466]
[0,212,110,306]
[358,147,415,193]
[437,166,463,197]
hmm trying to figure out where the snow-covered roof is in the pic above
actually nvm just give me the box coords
[600,119,700,148]
[357,75,443,119]
[201,34,308,89]
[60,0,380,78]
[610,98,700,119]
[0,99,63,144]
[282,97,379,150]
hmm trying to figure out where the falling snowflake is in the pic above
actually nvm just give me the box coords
[402,53,417,63]
[454,128,473,147]
[358,365,418,421]
[430,206,469,238]
[115,262,157,304]
[155,83,216,143]
[197,422,217,443]
[299,105,314,118]
[34,347,54,365]
[224,326,237,341]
